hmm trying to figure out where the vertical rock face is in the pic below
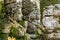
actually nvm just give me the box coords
[22,0,41,39]
[43,5,55,31]
[43,16,58,29]
[4,0,17,18]
[3,0,24,35]
[16,0,23,21]
[3,0,41,39]
[4,0,23,21]
[2,0,60,40]
[43,5,60,40]
[3,0,17,33]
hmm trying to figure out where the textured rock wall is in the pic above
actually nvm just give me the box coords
[43,5,60,40]
[22,0,41,40]
[2,0,41,40]
[3,0,60,40]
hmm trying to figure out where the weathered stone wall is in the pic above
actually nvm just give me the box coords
[2,0,60,40]
[43,5,60,40]
[22,0,41,40]
[2,0,41,40]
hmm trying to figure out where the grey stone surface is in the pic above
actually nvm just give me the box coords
[43,5,60,39]
[43,16,58,29]
[55,4,60,10]
[43,5,55,16]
